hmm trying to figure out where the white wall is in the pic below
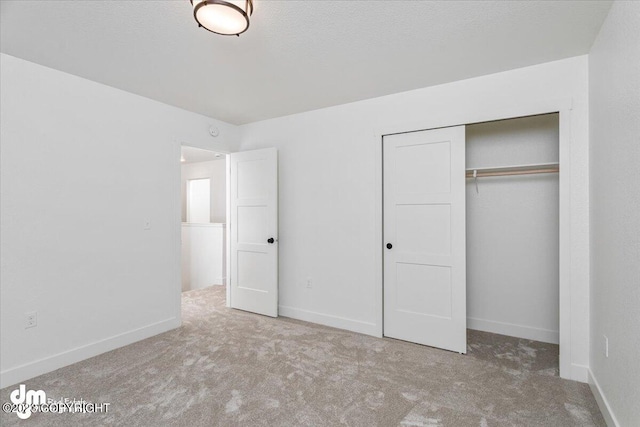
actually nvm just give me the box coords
[181,223,225,291]
[466,114,559,344]
[240,56,590,381]
[0,53,239,388]
[181,159,226,224]
[588,1,640,425]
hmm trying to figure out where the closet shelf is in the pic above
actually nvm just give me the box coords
[465,162,559,178]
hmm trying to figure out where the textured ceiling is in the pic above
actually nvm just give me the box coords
[1,1,612,125]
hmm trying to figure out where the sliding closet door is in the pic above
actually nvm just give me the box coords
[383,126,466,353]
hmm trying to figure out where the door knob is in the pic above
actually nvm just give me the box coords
[267,237,275,244]
[386,243,393,249]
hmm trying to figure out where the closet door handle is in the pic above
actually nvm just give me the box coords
[386,243,393,249]
[267,237,275,244]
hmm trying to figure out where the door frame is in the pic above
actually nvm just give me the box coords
[373,97,574,380]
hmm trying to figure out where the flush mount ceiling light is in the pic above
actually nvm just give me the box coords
[191,0,254,36]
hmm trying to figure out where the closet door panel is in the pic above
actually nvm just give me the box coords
[396,204,451,256]
[383,126,466,353]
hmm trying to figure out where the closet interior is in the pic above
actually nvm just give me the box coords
[465,114,560,356]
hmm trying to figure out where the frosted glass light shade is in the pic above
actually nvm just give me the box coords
[191,0,253,36]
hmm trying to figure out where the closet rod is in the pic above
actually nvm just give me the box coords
[465,162,559,178]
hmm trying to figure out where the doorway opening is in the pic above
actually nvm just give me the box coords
[178,146,279,317]
[180,145,228,295]
[464,113,560,375]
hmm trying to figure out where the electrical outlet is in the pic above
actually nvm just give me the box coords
[306,277,313,289]
[604,335,609,358]
[25,312,37,329]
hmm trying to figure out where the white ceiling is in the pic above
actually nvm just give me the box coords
[181,145,225,164]
[1,1,612,125]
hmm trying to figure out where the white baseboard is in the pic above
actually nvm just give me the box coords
[588,369,620,427]
[570,363,589,383]
[468,317,559,344]
[279,305,378,337]
[0,317,181,389]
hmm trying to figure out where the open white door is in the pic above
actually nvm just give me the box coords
[229,148,278,317]
[383,126,466,353]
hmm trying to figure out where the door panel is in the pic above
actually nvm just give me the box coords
[230,148,278,317]
[396,204,451,255]
[383,126,466,353]
[237,205,267,243]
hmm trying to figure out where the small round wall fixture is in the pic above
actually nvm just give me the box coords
[191,0,254,36]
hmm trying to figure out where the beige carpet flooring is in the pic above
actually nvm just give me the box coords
[1,286,604,426]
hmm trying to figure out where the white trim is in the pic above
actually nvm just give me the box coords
[181,222,226,228]
[0,317,180,389]
[570,363,589,383]
[279,305,378,337]
[589,369,620,427]
[226,155,232,308]
[467,317,559,344]
[373,98,578,380]
[373,129,384,338]
[375,97,572,139]
[173,140,183,339]
[557,107,573,381]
